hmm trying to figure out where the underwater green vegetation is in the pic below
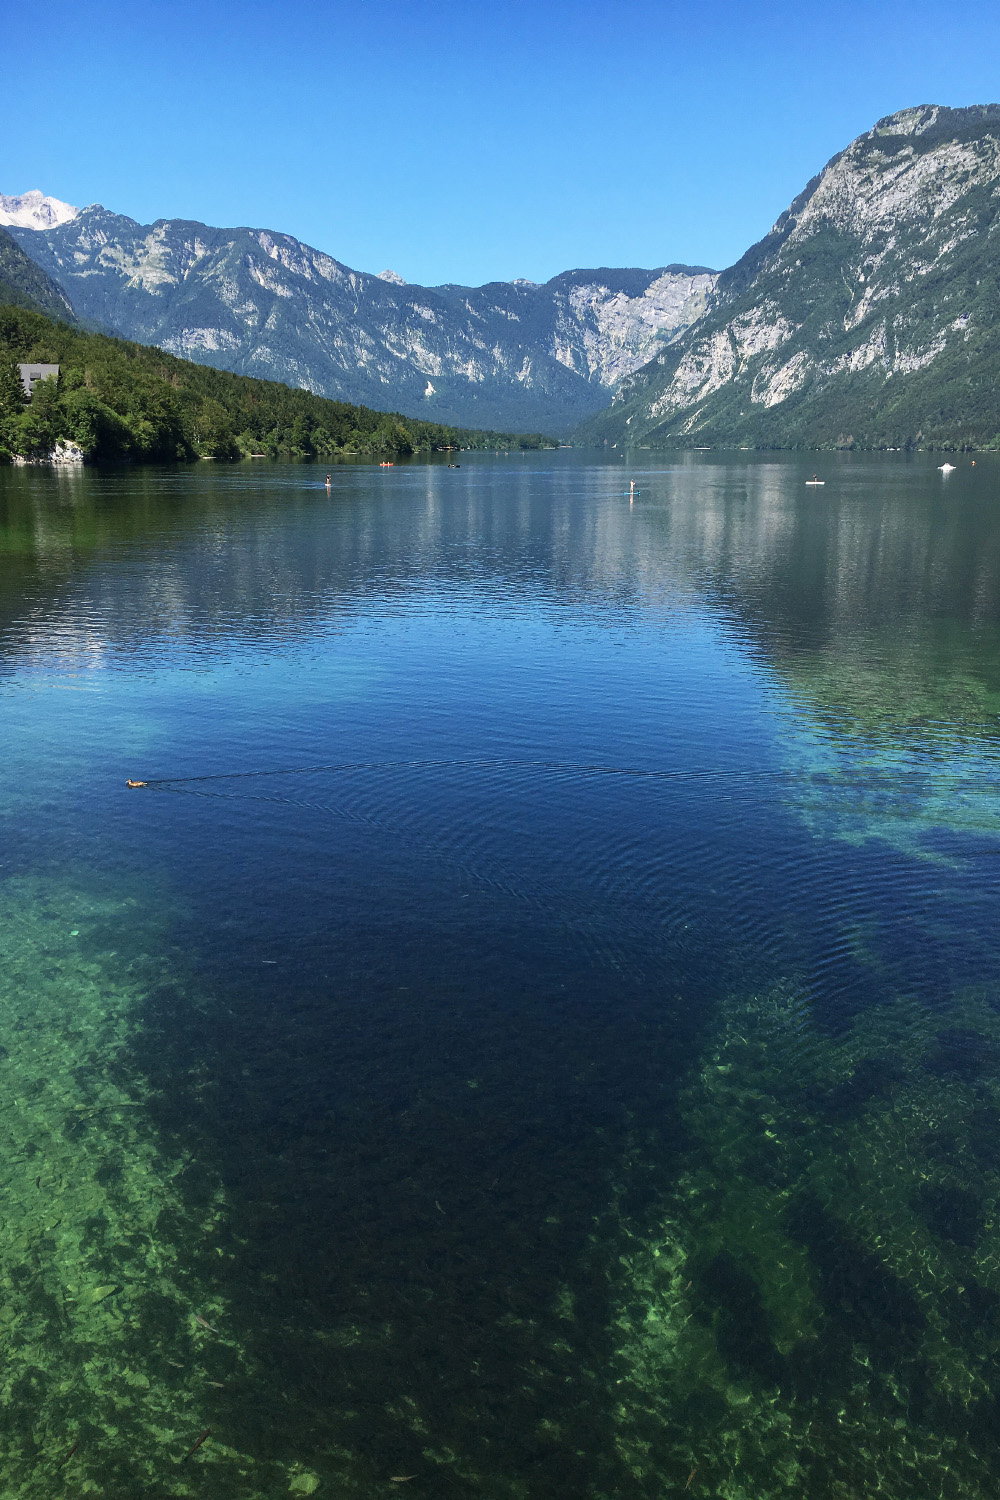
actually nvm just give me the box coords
[0,861,642,1498]
[0,872,346,1498]
[606,960,1000,1499]
[782,633,1000,741]
[2,454,1000,1499]
[7,859,1000,1497]
[773,725,1000,861]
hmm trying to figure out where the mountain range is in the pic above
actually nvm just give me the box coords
[6,103,1000,448]
[0,192,713,436]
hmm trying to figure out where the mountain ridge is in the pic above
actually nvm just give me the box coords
[3,205,715,434]
[579,103,1000,450]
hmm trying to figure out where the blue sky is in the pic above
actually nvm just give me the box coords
[8,0,1000,285]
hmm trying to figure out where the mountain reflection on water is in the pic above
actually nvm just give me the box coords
[1,452,999,1499]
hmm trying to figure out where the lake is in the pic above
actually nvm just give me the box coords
[2,450,999,1499]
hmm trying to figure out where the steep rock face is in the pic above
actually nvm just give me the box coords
[582,104,1000,449]
[5,207,714,434]
[547,267,714,387]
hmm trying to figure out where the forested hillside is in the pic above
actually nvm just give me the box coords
[0,229,76,322]
[0,306,550,463]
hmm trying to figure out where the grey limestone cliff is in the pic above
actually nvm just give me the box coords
[582,104,1000,449]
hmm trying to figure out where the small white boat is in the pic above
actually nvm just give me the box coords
[938,463,956,472]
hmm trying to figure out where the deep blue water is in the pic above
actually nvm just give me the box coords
[2,451,1000,1498]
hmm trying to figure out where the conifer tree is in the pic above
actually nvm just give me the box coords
[0,357,26,452]
[0,357,26,417]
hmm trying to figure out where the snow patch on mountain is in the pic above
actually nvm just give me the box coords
[0,190,79,230]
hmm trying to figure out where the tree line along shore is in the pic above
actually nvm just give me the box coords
[0,306,553,464]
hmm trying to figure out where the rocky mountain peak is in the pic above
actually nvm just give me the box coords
[0,189,79,230]
[869,102,1000,143]
[581,100,1000,450]
[376,268,406,284]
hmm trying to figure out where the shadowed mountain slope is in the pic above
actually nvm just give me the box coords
[0,226,76,321]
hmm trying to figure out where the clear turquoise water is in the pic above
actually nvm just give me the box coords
[1,451,999,1497]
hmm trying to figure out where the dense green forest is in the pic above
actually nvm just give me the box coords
[0,305,552,463]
